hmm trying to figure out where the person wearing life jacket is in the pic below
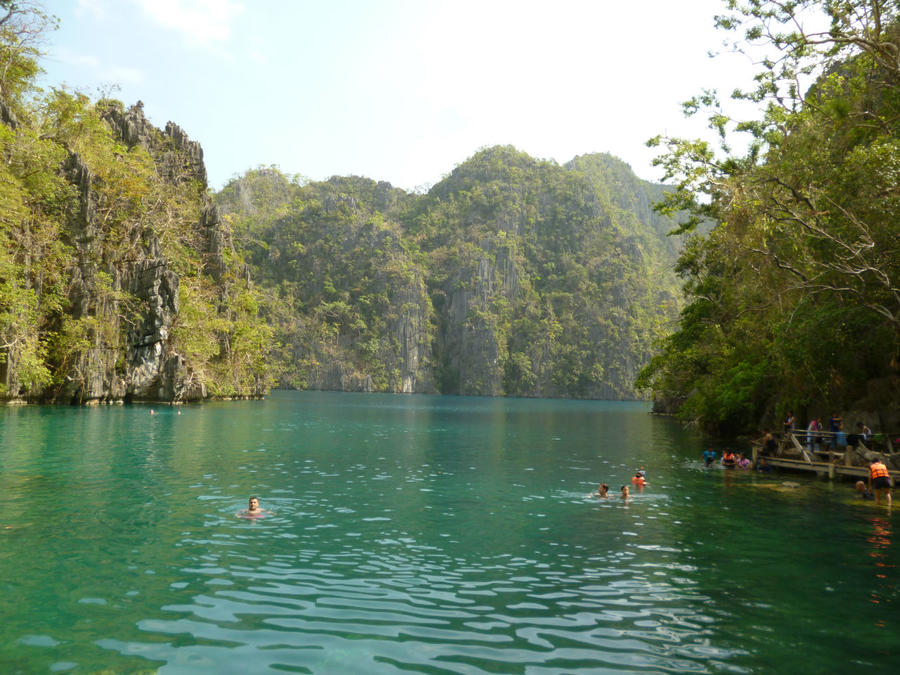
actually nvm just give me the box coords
[721,450,737,468]
[868,459,892,506]
[631,472,647,489]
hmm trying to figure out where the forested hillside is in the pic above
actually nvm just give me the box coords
[636,0,900,432]
[217,147,684,399]
[0,5,273,402]
[2,3,684,404]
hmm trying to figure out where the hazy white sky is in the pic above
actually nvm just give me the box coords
[39,0,758,191]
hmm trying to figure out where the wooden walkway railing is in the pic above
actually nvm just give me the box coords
[753,429,898,480]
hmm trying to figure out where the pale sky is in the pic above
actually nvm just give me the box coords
[38,0,758,191]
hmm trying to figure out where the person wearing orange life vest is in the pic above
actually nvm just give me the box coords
[868,459,892,506]
[631,472,647,489]
[721,450,737,468]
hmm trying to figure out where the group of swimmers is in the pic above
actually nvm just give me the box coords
[589,468,647,500]
[703,448,752,469]
[705,447,894,506]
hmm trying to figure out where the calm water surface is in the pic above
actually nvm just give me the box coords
[0,391,897,674]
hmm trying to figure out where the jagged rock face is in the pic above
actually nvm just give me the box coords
[389,271,432,393]
[124,259,182,398]
[50,102,230,403]
[433,242,519,396]
[294,265,434,395]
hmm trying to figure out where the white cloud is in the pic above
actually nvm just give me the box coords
[134,0,244,47]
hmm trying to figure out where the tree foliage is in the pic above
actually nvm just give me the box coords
[638,0,900,431]
[0,5,274,401]
[219,148,684,399]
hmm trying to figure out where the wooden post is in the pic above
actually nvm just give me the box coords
[827,462,834,480]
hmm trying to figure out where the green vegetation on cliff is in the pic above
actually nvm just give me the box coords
[3,2,683,403]
[636,0,900,431]
[218,147,684,399]
[0,5,273,402]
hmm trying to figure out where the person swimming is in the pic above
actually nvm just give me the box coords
[620,485,630,499]
[237,496,272,519]
[855,480,875,501]
[590,483,610,498]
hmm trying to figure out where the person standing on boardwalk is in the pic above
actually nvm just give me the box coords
[860,422,872,444]
[868,460,892,506]
[829,413,841,448]
[783,411,795,437]
[807,418,819,452]
[761,429,777,456]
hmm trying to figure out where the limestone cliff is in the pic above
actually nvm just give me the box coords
[218,148,683,400]
[1,98,268,404]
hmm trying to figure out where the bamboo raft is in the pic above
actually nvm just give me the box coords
[751,430,900,481]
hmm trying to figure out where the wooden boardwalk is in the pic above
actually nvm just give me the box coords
[753,431,900,481]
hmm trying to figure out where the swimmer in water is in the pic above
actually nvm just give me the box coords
[620,485,630,499]
[590,483,610,498]
[237,496,272,518]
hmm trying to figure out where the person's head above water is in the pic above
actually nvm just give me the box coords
[248,496,260,511]
[855,481,867,492]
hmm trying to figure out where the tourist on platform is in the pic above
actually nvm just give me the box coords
[761,428,777,456]
[807,418,819,452]
[855,481,875,501]
[816,417,825,451]
[783,410,795,437]
[860,422,872,443]
[829,413,842,448]
[868,460,892,506]
[835,421,847,448]
[703,448,717,467]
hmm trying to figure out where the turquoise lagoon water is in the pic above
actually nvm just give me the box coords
[0,391,897,674]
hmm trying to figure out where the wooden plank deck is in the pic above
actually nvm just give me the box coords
[753,431,899,481]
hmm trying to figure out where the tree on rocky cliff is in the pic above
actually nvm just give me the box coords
[1,4,275,402]
[638,0,900,431]
[220,149,684,400]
